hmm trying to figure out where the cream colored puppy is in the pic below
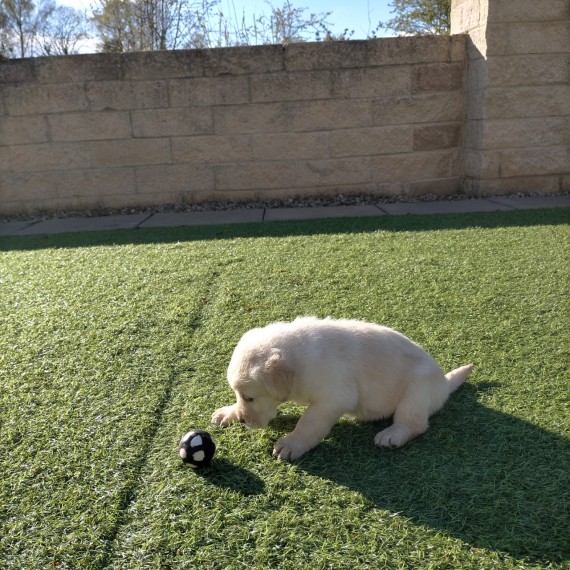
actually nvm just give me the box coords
[211,317,473,461]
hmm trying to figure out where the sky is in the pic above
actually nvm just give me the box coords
[213,0,396,39]
[57,0,396,51]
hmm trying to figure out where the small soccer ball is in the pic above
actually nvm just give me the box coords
[178,430,216,468]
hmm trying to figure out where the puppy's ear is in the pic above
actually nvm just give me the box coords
[264,349,293,401]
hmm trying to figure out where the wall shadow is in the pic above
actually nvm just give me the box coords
[286,383,569,564]
[1,208,568,252]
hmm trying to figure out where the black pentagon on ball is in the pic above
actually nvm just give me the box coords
[178,429,216,468]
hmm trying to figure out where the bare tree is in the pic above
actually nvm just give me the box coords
[92,0,216,52]
[36,4,89,55]
[92,0,334,52]
[204,1,333,47]
[0,0,55,57]
[255,0,331,45]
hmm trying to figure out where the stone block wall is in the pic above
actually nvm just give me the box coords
[1,0,569,216]
[451,0,570,195]
[0,37,465,215]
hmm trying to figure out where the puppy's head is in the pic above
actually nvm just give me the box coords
[228,341,294,428]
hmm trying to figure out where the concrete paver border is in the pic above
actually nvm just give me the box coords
[1,196,568,237]
[139,209,264,228]
[15,214,151,236]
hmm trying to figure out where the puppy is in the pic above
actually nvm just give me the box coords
[211,317,473,461]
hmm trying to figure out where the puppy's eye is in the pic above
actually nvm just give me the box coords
[243,396,254,403]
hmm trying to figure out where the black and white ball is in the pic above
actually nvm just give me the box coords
[178,430,216,468]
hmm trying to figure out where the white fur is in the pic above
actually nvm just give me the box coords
[211,317,473,461]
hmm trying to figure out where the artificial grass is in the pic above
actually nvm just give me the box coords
[0,209,568,569]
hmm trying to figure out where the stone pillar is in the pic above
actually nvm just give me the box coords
[451,0,570,195]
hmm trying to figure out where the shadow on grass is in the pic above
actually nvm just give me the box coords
[283,384,569,565]
[190,458,266,497]
[1,208,568,252]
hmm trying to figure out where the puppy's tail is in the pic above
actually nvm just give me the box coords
[445,364,474,394]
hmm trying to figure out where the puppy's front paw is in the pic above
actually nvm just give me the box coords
[211,405,239,427]
[374,424,412,449]
[273,436,307,462]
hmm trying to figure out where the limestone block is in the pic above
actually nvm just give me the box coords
[35,53,122,84]
[4,83,87,116]
[169,75,250,107]
[450,35,467,62]
[413,63,464,93]
[409,177,462,196]
[371,150,461,183]
[123,44,284,80]
[464,149,500,178]
[96,192,180,209]
[486,54,569,87]
[214,103,291,135]
[367,36,451,66]
[465,26,488,58]
[1,142,92,173]
[330,125,412,157]
[87,80,169,111]
[373,92,464,125]
[376,182,408,197]
[0,116,49,145]
[48,111,131,142]
[466,87,486,120]
[0,198,52,216]
[475,176,561,195]
[491,0,569,23]
[252,132,330,161]
[172,135,253,164]
[251,71,332,103]
[259,183,381,201]
[285,40,368,71]
[450,0,485,35]
[464,119,484,149]
[0,58,36,84]
[466,58,487,93]
[132,107,213,137]
[55,167,136,198]
[199,44,285,77]
[0,171,58,202]
[121,50,204,81]
[486,22,570,56]
[450,8,462,35]
[413,124,462,151]
[332,66,412,99]
[484,85,570,119]
[500,147,569,177]
[189,189,259,204]
[90,139,171,168]
[290,100,372,131]
[295,158,372,187]
[135,164,214,195]
[482,117,567,149]
[215,161,297,191]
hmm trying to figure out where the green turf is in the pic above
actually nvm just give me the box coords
[1,209,569,569]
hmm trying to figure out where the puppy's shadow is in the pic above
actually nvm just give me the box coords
[269,411,300,432]
[191,458,265,496]
[289,384,569,565]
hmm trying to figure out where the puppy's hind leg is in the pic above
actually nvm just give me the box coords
[374,390,429,450]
